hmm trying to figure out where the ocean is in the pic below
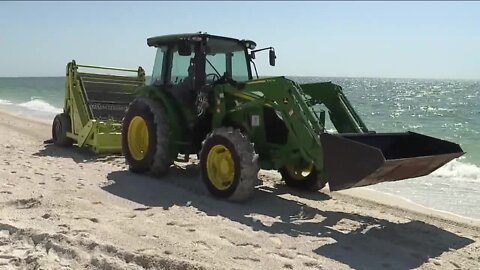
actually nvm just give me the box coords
[0,76,479,219]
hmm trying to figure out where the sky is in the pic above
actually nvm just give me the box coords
[1,1,480,79]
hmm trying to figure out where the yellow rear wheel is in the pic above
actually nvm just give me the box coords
[122,97,172,175]
[127,116,149,161]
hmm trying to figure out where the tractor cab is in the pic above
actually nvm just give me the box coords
[147,33,276,91]
[148,33,253,89]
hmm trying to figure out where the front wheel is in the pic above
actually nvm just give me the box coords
[199,127,259,202]
[279,162,327,191]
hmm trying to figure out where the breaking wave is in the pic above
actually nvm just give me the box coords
[0,99,12,105]
[18,99,62,114]
[0,98,62,122]
[431,159,480,183]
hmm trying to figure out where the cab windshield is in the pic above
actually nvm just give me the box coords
[205,38,250,82]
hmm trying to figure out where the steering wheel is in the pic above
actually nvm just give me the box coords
[205,73,220,83]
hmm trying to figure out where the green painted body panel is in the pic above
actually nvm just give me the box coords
[206,77,326,171]
[131,76,327,170]
[62,60,145,154]
[199,77,371,172]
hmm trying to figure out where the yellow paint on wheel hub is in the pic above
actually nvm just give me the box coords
[128,116,149,160]
[285,162,313,180]
[206,145,235,190]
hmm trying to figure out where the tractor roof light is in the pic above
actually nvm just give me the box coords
[191,36,203,42]
[241,39,256,50]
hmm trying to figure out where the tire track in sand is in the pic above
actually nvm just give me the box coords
[0,223,206,270]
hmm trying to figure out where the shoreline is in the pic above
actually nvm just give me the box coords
[336,188,480,228]
[0,103,59,125]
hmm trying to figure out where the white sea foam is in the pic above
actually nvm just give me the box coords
[18,99,62,114]
[371,158,480,219]
[0,99,12,105]
[0,98,62,123]
[430,159,480,183]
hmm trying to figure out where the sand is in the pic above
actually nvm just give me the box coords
[0,110,479,270]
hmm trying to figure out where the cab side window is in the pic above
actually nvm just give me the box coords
[151,46,167,85]
[170,45,196,85]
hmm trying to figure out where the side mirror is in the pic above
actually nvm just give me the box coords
[269,49,276,66]
[178,41,191,56]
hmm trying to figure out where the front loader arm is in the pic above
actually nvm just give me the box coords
[220,77,327,170]
[301,82,369,133]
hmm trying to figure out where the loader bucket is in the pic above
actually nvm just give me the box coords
[320,132,464,191]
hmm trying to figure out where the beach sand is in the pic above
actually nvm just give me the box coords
[0,110,479,269]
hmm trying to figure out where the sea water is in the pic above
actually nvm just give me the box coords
[0,76,478,218]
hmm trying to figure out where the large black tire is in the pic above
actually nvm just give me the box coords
[52,113,73,147]
[199,127,259,202]
[279,164,327,191]
[122,97,172,175]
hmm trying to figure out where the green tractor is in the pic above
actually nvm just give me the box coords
[122,32,464,201]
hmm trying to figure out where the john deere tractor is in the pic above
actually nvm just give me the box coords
[122,32,463,201]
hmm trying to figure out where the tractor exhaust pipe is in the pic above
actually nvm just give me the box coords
[320,132,464,191]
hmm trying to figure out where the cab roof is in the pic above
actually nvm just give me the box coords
[146,32,256,48]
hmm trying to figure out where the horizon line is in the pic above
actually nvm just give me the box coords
[1,75,479,82]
